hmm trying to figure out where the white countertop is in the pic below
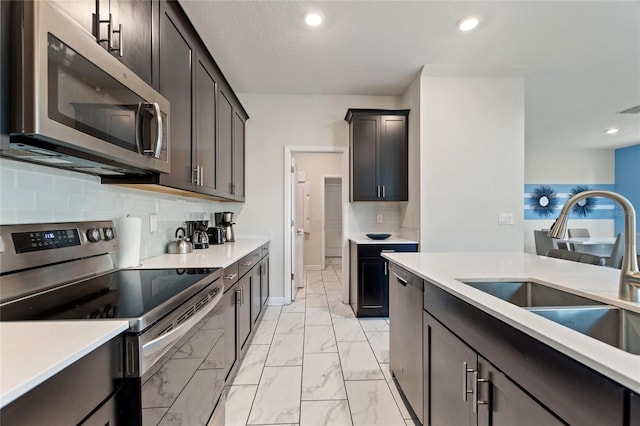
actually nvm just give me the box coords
[381,252,640,393]
[349,234,418,245]
[0,320,129,408]
[138,239,269,269]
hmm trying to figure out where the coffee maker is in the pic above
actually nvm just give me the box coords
[214,212,235,243]
[185,220,209,249]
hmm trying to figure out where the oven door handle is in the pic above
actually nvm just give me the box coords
[141,285,223,362]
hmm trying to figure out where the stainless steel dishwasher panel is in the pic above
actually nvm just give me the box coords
[389,263,424,424]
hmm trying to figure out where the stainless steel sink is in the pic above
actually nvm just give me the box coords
[528,306,640,355]
[461,281,603,307]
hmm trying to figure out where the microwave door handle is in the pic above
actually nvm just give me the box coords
[152,102,163,159]
[135,102,144,154]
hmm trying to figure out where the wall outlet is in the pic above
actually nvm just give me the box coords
[498,213,514,225]
[149,214,158,233]
[376,213,384,224]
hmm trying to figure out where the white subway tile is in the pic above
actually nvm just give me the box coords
[1,190,35,210]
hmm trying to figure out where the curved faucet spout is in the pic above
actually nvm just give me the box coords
[548,190,640,302]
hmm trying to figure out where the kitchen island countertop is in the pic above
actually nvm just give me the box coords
[0,320,129,409]
[381,251,640,393]
[349,234,418,245]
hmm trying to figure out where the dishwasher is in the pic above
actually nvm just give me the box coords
[389,262,424,424]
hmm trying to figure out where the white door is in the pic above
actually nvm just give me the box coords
[290,162,305,300]
[325,179,342,257]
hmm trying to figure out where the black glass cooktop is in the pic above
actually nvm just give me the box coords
[0,268,219,327]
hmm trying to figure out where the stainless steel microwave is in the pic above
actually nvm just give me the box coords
[4,1,170,176]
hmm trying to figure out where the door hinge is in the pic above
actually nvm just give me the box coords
[291,166,294,173]
[291,273,295,281]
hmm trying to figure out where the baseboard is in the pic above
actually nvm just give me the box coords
[267,297,284,305]
[304,265,322,271]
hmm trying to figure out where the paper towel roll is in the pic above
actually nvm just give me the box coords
[113,217,142,268]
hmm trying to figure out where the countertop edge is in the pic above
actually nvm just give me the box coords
[0,320,130,409]
[382,252,640,393]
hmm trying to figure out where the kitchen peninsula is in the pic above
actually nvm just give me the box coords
[383,252,640,426]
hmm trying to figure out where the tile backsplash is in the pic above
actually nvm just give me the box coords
[0,159,233,259]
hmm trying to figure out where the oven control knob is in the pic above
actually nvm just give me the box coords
[86,228,101,242]
[103,227,115,241]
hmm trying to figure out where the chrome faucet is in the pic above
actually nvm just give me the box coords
[548,190,640,302]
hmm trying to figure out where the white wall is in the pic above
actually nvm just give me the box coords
[400,71,422,241]
[523,146,615,253]
[420,73,525,252]
[238,94,401,298]
[0,158,233,259]
[294,152,342,269]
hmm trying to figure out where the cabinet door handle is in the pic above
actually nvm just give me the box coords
[376,185,381,198]
[192,167,199,185]
[234,289,241,305]
[462,362,474,401]
[199,166,204,186]
[384,262,388,276]
[96,13,113,50]
[392,272,408,286]
[111,23,123,57]
[382,185,385,198]
[472,370,489,413]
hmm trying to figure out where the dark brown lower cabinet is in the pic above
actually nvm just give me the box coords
[222,281,238,380]
[251,263,261,325]
[425,311,563,426]
[237,273,251,353]
[631,392,640,426]
[422,278,627,426]
[350,242,418,317]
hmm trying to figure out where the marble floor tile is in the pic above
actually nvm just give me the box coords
[225,385,258,426]
[345,380,405,426]
[301,353,346,401]
[300,400,351,426]
[233,345,270,385]
[282,298,306,313]
[276,312,305,334]
[359,318,390,332]
[305,283,326,295]
[380,363,417,420]
[305,293,328,307]
[247,366,302,425]
[266,333,304,366]
[330,303,356,320]
[142,358,202,408]
[405,419,421,425]
[365,331,390,363]
[332,318,366,342]
[251,320,277,345]
[325,291,343,308]
[337,341,383,380]
[261,305,282,321]
[304,325,337,353]
[305,306,332,326]
[142,407,168,425]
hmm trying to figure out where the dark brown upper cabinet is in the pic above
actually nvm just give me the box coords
[101,0,248,202]
[50,0,153,85]
[345,109,409,202]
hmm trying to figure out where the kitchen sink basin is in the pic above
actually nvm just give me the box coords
[461,281,604,308]
[528,306,640,355]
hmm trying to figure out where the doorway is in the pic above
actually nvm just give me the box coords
[323,176,343,260]
[284,147,348,305]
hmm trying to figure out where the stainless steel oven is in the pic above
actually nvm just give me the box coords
[4,1,170,176]
[0,221,226,426]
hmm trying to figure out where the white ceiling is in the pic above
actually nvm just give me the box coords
[180,0,640,150]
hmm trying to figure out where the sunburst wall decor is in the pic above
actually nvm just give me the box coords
[569,185,597,217]
[528,185,559,217]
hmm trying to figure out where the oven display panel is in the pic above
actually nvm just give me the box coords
[12,229,81,253]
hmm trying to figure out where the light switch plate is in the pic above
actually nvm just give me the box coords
[498,213,514,225]
[376,213,384,224]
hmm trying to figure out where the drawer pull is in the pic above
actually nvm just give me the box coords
[224,273,238,281]
[241,260,253,267]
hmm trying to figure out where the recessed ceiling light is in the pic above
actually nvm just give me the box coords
[606,128,619,135]
[457,17,479,32]
[304,11,324,27]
